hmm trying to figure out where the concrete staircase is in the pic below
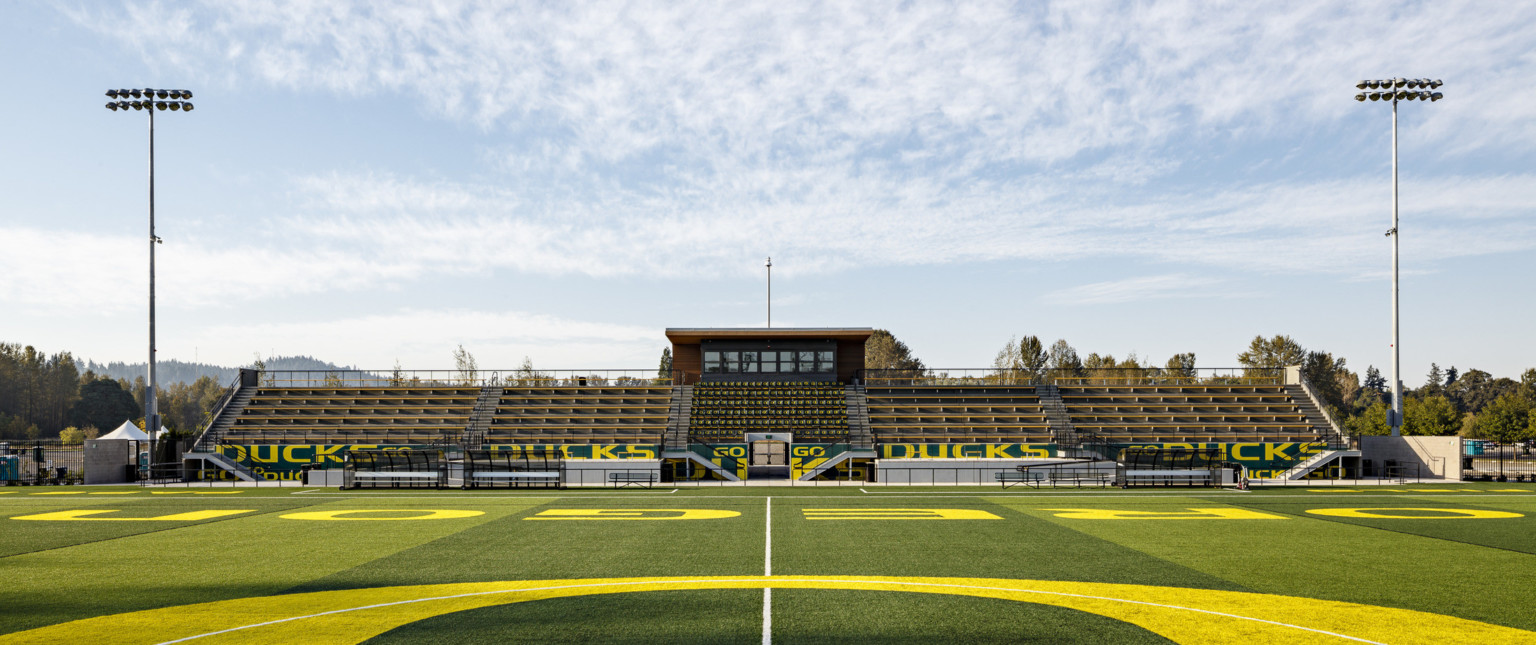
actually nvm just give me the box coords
[462,385,502,449]
[1037,384,1078,446]
[844,386,874,451]
[184,379,261,482]
[1284,384,1347,449]
[1276,447,1359,480]
[663,385,693,453]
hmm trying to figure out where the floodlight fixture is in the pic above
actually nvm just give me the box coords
[1353,76,1443,437]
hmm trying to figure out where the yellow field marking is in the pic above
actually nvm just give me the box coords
[524,509,740,521]
[280,510,484,521]
[151,491,245,495]
[4,576,1534,645]
[30,491,85,495]
[89,492,139,495]
[1041,508,1287,520]
[1305,508,1523,520]
[0,491,15,494]
[801,508,1001,520]
[1491,489,1530,493]
[10,510,255,522]
[1305,489,1363,493]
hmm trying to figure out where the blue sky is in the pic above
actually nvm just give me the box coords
[2,1,1533,383]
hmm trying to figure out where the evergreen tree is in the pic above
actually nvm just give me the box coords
[1423,363,1445,397]
[657,348,673,382]
[69,378,140,434]
[1364,366,1387,394]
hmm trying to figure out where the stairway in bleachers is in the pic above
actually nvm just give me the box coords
[1058,385,1320,443]
[844,386,874,450]
[191,384,257,453]
[1283,384,1348,448]
[463,385,502,448]
[1036,384,1077,445]
[864,386,1052,443]
[688,381,849,443]
[663,386,693,452]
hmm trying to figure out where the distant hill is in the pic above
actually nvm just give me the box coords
[83,355,355,386]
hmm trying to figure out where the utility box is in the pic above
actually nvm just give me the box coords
[85,439,135,485]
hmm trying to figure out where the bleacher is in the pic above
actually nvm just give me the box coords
[225,387,478,445]
[487,386,671,445]
[689,381,848,443]
[864,386,1051,443]
[1059,384,1319,442]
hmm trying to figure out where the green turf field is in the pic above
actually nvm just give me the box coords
[3,484,1536,643]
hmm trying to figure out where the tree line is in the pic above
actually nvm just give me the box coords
[0,343,226,443]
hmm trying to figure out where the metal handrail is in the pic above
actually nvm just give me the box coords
[190,372,246,452]
[255,369,683,387]
[1295,372,1349,447]
[857,368,1284,387]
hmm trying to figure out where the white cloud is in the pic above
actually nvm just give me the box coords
[275,170,1536,279]
[187,308,663,369]
[1041,273,1226,306]
[5,170,1532,312]
[13,2,1529,316]
[67,1,1536,168]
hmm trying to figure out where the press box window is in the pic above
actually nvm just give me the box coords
[704,351,722,374]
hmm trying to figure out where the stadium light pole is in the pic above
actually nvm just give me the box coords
[1355,78,1442,437]
[765,257,772,328]
[104,87,195,475]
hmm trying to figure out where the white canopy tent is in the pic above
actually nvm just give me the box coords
[98,421,166,442]
[99,421,149,441]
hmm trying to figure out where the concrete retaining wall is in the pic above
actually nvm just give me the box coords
[1360,436,1461,480]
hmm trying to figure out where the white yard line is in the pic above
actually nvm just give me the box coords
[762,496,772,645]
